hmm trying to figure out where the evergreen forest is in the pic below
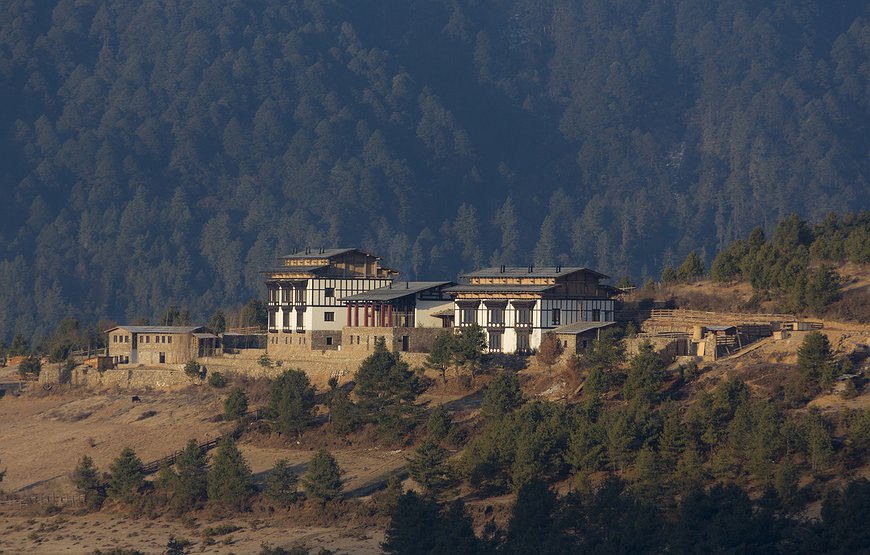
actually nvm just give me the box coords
[2,0,869,342]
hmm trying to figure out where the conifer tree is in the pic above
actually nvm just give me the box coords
[207,437,253,511]
[481,370,523,421]
[107,447,144,504]
[798,331,836,392]
[264,459,299,507]
[171,439,208,513]
[224,387,249,420]
[407,438,452,496]
[72,455,105,511]
[303,449,342,503]
[382,491,440,554]
[268,369,315,437]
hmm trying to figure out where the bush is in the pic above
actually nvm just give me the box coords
[183,360,201,380]
[258,353,272,368]
[18,356,41,378]
[224,388,249,420]
[537,332,564,368]
[207,372,227,388]
[481,370,523,421]
[303,449,342,503]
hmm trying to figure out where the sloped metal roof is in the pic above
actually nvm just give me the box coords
[104,325,203,334]
[341,281,455,302]
[444,284,557,294]
[551,321,617,335]
[461,266,610,279]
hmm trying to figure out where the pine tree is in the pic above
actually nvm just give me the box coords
[355,338,425,439]
[425,331,455,384]
[107,447,144,504]
[224,387,249,420]
[72,455,105,511]
[382,491,440,554]
[798,331,836,391]
[171,439,208,513]
[481,370,523,421]
[264,459,299,507]
[407,438,452,496]
[206,437,253,511]
[268,369,315,438]
[328,387,360,436]
[303,449,342,503]
[677,250,705,281]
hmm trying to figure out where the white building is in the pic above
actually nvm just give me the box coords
[445,266,618,354]
[260,248,398,355]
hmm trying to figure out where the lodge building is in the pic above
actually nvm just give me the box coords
[445,266,618,354]
[260,248,398,355]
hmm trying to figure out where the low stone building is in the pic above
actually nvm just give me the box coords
[105,325,218,366]
[551,321,618,354]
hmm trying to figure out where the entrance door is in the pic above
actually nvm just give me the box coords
[401,335,409,351]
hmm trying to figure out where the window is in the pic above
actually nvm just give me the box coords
[516,307,531,325]
[296,311,304,328]
[325,287,335,298]
[517,332,530,352]
[159,352,165,364]
[551,308,561,326]
[462,307,476,325]
[326,336,333,346]
[488,332,502,352]
[488,308,504,326]
[168,336,172,344]
[591,309,601,322]
[144,336,149,344]
[269,311,276,328]
[283,311,291,328]
[113,335,117,343]
[125,336,129,343]
[324,311,335,322]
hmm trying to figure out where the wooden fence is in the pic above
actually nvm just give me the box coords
[649,308,797,324]
[140,408,265,475]
[0,494,84,507]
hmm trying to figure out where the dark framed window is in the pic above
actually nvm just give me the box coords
[516,307,531,324]
[324,311,335,322]
[488,308,504,325]
[488,332,502,352]
[325,287,335,298]
[551,308,561,326]
[462,307,476,324]
[326,336,334,346]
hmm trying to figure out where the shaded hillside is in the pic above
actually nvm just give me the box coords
[1,0,869,341]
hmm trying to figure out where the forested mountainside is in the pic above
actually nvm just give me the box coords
[1,0,869,342]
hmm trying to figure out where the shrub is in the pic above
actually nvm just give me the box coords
[183,360,201,380]
[18,356,41,378]
[207,372,227,388]
[481,370,523,421]
[258,353,272,368]
[537,332,564,368]
[224,388,249,420]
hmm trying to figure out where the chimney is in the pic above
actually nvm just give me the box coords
[389,282,392,289]
[319,246,324,254]
[528,265,534,273]
[500,265,505,273]
[556,265,561,273]
[406,282,410,289]
[305,246,311,254]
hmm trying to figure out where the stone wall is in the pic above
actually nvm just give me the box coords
[40,365,194,390]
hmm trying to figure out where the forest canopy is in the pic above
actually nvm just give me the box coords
[1,0,868,342]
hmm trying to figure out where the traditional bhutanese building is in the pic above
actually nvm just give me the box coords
[445,265,618,354]
[105,325,218,366]
[339,281,456,353]
[260,248,398,355]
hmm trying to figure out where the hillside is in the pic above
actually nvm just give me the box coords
[2,0,870,342]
